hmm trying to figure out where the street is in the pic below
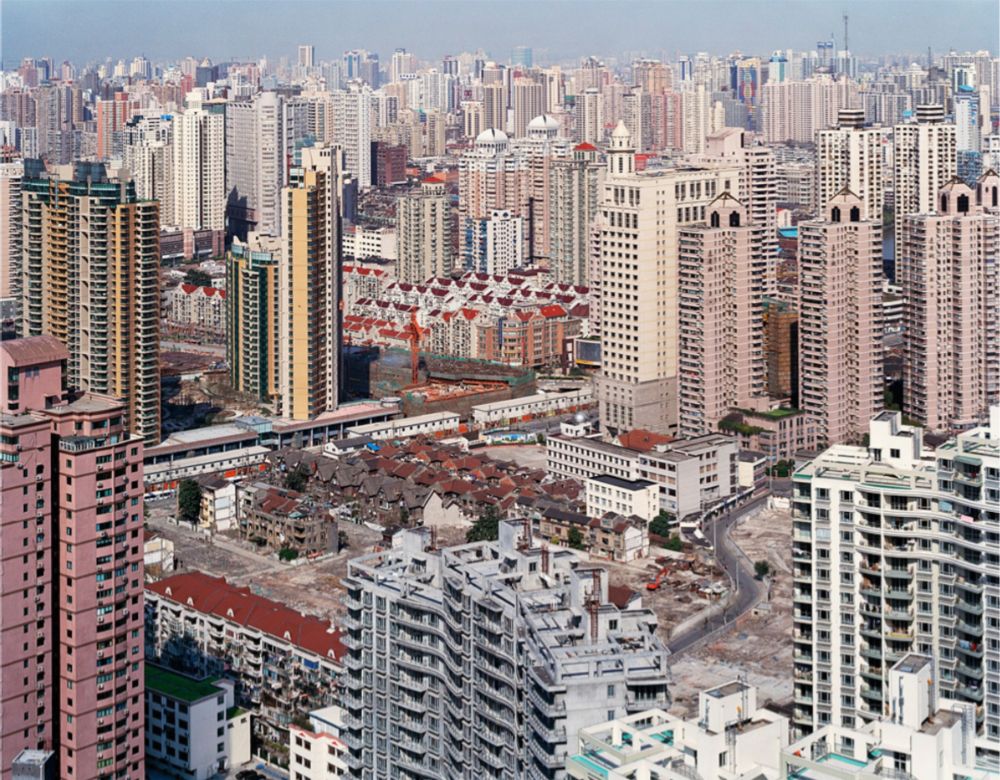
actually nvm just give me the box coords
[667,494,770,655]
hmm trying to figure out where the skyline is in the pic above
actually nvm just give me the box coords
[4,0,998,67]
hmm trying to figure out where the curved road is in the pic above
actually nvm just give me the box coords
[667,494,770,655]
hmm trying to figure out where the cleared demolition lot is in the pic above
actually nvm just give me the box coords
[668,504,794,716]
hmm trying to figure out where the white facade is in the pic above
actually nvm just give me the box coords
[471,386,593,426]
[586,475,659,522]
[783,655,991,780]
[345,412,460,441]
[567,681,789,780]
[288,706,350,780]
[333,82,373,189]
[791,410,1000,748]
[816,109,890,222]
[171,103,225,231]
[145,669,250,780]
[893,105,957,247]
[343,225,397,261]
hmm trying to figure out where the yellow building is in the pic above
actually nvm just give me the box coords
[21,162,161,442]
[279,146,341,420]
[226,233,280,402]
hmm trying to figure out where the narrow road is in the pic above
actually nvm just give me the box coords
[667,494,769,655]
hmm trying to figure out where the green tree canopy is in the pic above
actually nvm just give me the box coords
[177,479,202,526]
[467,504,502,543]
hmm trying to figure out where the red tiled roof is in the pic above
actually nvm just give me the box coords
[574,142,598,152]
[618,429,674,452]
[147,572,346,659]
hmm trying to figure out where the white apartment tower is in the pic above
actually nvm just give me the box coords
[595,121,742,435]
[798,191,884,445]
[397,176,452,284]
[816,108,890,224]
[893,104,957,248]
[170,101,225,231]
[791,409,1000,752]
[225,91,292,238]
[900,175,1000,432]
[575,87,603,145]
[341,523,671,779]
[333,82,373,189]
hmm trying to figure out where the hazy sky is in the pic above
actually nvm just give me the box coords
[3,0,997,68]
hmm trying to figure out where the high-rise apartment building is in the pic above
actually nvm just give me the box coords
[0,150,23,320]
[298,44,315,69]
[95,92,138,161]
[21,163,161,443]
[761,76,859,144]
[798,191,883,445]
[900,175,1000,432]
[595,121,742,435]
[333,82,373,189]
[279,145,340,420]
[225,91,291,239]
[341,524,671,779]
[170,100,226,231]
[678,194,768,436]
[0,336,146,780]
[791,409,999,750]
[574,87,603,145]
[482,82,507,134]
[463,209,524,275]
[512,78,546,138]
[226,233,281,403]
[816,108,890,224]
[397,176,452,284]
[547,142,603,285]
[121,114,172,222]
[893,104,957,248]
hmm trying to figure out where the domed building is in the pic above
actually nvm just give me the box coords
[475,127,510,156]
[526,113,562,141]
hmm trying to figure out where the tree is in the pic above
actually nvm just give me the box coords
[177,479,202,526]
[567,527,585,549]
[337,530,349,550]
[535,433,546,445]
[285,465,308,493]
[754,560,771,579]
[278,548,299,562]
[664,534,683,552]
[183,269,212,287]
[467,504,501,543]
[649,510,675,538]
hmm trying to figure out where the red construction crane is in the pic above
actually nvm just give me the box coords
[408,310,427,386]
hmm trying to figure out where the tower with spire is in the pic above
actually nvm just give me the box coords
[608,120,635,176]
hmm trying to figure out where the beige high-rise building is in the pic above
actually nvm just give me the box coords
[462,100,484,140]
[595,121,742,435]
[21,164,161,442]
[893,104,956,248]
[279,146,340,420]
[397,176,452,283]
[547,143,603,285]
[483,82,507,134]
[901,175,1000,432]
[816,108,890,223]
[762,76,858,144]
[170,101,225,231]
[678,194,768,437]
[633,59,671,95]
[575,87,603,145]
[798,190,884,445]
[0,151,22,318]
[512,78,545,138]
[681,82,716,154]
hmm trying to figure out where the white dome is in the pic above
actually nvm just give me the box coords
[476,128,508,144]
[611,120,631,139]
[527,114,560,131]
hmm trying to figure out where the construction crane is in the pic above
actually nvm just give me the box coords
[407,309,427,386]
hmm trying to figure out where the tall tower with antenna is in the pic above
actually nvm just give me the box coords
[843,13,849,53]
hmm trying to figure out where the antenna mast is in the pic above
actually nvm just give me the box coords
[843,13,849,53]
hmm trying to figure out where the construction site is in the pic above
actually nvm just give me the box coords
[668,502,795,717]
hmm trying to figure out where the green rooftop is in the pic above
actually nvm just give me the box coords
[748,407,801,419]
[146,665,222,704]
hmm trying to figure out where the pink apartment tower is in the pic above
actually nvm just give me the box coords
[798,190,884,445]
[1,336,145,780]
[900,173,1000,432]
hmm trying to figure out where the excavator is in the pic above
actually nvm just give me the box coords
[646,567,670,591]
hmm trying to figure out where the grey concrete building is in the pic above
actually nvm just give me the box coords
[340,521,671,779]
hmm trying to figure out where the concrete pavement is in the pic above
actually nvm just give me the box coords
[667,494,770,655]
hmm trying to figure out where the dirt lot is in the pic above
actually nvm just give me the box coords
[478,444,548,470]
[146,499,382,621]
[668,503,794,716]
